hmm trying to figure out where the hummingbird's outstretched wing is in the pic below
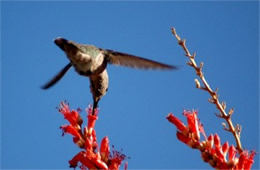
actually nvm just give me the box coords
[105,49,177,70]
[41,62,72,89]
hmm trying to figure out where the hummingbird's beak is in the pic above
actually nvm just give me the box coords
[54,37,67,51]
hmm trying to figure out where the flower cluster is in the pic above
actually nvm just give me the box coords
[58,101,127,170]
[167,110,255,169]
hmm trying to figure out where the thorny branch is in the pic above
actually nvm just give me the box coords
[171,27,243,153]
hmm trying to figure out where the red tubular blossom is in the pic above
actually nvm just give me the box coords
[58,102,126,170]
[176,131,201,148]
[58,101,82,127]
[93,158,108,170]
[207,134,214,149]
[100,136,110,163]
[69,151,96,169]
[183,110,200,140]
[91,129,98,150]
[237,151,247,169]
[92,129,97,141]
[215,145,225,161]
[60,125,81,139]
[222,142,229,156]
[86,150,108,169]
[214,134,221,148]
[85,138,92,151]
[228,145,237,161]
[166,109,256,169]
[166,113,186,132]
[176,131,190,145]
[70,151,108,170]
[87,111,98,132]
[243,151,256,169]
[236,150,256,170]
[69,110,80,126]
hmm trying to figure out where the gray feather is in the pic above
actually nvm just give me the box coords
[105,49,177,70]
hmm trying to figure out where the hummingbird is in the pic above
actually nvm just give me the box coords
[42,37,177,113]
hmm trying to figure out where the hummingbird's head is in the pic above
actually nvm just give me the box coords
[54,37,78,53]
[54,37,68,51]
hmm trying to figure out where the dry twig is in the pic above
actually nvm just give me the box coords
[171,27,243,153]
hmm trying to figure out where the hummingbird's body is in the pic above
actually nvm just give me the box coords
[42,38,177,112]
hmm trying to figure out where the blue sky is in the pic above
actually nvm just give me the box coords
[1,1,259,169]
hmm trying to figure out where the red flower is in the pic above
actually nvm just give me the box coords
[166,113,186,132]
[176,131,190,144]
[207,134,214,149]
[84,137,92,151]
[215,144,225,162]
[183,110,200,140]
[69,151,108,169]
[69,151,96,169]
[167,110,204,147]
[243,151,256,169]
[236,150,256,170]
[85,150,108,169]
[167,110,256,169]
[100,136,110,163]
[58,102,127,170]
[228,145,237,162]
[214,134,221,148]
[222,142,229,156]
[60,125,81,139]
[58,101,82,128]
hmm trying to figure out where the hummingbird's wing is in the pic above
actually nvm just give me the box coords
[105,49,177,70]
[41,62,72,89]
